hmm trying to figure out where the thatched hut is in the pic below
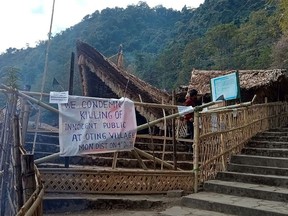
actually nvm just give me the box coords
[76,41,171,129]
[185,69,288,103]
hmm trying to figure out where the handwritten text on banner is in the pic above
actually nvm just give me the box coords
[59,96,137,156]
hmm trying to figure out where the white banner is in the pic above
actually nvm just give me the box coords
[177,105,194,116]
[58,96,137,156]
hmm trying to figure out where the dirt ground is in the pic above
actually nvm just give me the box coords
[45,209,161,216]
[44,198,175,216]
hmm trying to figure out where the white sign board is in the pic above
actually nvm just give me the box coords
[58,96,137,156]
[49,91,69,104]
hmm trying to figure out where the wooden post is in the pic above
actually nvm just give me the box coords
[21,154,36,202]
[21,104,31,146]
[13,115,23,211]
[193,111,200,193]
[65,52,75,168]
[69,52,75,95]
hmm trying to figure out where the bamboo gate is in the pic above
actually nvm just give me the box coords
[0,85,287,215]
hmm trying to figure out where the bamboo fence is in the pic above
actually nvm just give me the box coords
[193,102,288,191]
[0,86,44,216]
[0,84,285,206]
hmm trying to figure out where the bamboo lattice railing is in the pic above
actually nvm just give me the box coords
[40,168,194,194]
[193,102,288,191]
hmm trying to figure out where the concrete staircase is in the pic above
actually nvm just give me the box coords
[161,128,288,216]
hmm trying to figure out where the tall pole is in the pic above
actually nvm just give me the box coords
[172,90,177,170]
[64,52,75,168]
[32,0,56,153]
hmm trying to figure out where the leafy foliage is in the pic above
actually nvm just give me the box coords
[0,66,22,89]
[0,0,283,94]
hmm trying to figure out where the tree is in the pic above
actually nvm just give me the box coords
[279,0,288,36]
[0,66,22,89]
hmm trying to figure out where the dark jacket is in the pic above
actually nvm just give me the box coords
[184,97,197,121]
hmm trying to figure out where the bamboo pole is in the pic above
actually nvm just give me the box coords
[134,148,182,171]
[21,154,36,203]
[131,150,147,170]
[13,116,23,211]
[160,102,167,170]
[21,104,31,147]
[7,190,16,216]
[172,90,177,170]
[138,94,155,169]
[31,0,56,155]
[112,152,118,169]
[220,133,226,170]
[193,111,200,193]
[0,93,17,216]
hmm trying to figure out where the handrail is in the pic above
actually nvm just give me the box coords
[193,100,288,192]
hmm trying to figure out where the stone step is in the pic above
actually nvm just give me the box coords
[247,140,288,148]
[230,154,288,168]
[241,147,288,157]
[181,192,288,216]
[204,180,288,202]
[227,163,288,176]
[216,171,288,188]
[26,132,59,143]
[252,135,288,142]
[25,142,60,152]
[268,128,288,132]
[159,206,234,216]
[260,131,288,137]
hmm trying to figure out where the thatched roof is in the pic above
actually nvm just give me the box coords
[76,41,171,123]
[188,69,288,95]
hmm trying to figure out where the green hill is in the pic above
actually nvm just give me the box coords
[0,0,281,93]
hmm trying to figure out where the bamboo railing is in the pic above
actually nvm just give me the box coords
[1,83,285,201]
[0,86,44,216]
[16,164,44,216]
[193,102,288,191]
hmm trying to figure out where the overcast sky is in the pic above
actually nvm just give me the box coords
[0,0,204,53]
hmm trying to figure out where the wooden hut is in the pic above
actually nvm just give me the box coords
[185,69,288,103]
[76,41,172,129]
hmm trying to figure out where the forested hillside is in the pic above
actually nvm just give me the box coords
[0,0,285,93]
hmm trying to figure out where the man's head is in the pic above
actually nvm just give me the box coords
[190,89,198,97]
